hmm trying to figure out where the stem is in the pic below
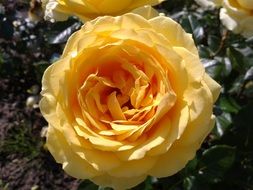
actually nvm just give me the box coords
[211,29,229,58]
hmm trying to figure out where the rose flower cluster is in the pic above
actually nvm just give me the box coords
[195,0,253,38]
[42,0,164,21]
[39,0,224,189]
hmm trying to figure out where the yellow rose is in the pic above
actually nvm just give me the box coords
[40,13,220,189]
[196,0,253,38]
[42,0,164,21]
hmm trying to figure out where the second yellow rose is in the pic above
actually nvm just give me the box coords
[42,0,164,21]
[195,0,253,38]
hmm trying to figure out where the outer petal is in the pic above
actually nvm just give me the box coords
[131,5,160,20]
[130,0,165,8]
[148,116,215,177]
[240,17,253,38]
[148,143,198,177]
[149,16,198,56]
[39,55,72,128]
[203,73,221,102]
[237,0,253,9]
[91,174,147,190]
[42,0,164,21]
[108,156,157,178]
[46,126,100,179]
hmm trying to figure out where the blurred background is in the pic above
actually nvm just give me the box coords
[0,0,253,189]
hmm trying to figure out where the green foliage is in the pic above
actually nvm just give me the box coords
[0,179,9,190]
[0,120,43,159]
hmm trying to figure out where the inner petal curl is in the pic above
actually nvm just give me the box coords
[68,44,177,142]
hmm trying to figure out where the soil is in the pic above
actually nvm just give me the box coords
[0,70,80,190]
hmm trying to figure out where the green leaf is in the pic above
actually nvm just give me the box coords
[183,176,195,190]
[98,187,112,190]
[183,176,210,190]
[33,61,51,81]
[45,18,81,44]
[181,157,198,177]
[243,81,253,98]
[49,22,81,44]
[132,176,156,190]
[180,14,204,43]
[219,97,241,113]
[198,145,236,183]
[233,103,253,149]
[207,35,221,53]
[227,47,248,72]
[244,66,253,81]
[77,180,98,190]
[214,112,232,138]
[198,46,212,58]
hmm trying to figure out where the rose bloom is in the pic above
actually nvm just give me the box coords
[40,11,221,189]
[42,0,164,21]
[195,0,253,38]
